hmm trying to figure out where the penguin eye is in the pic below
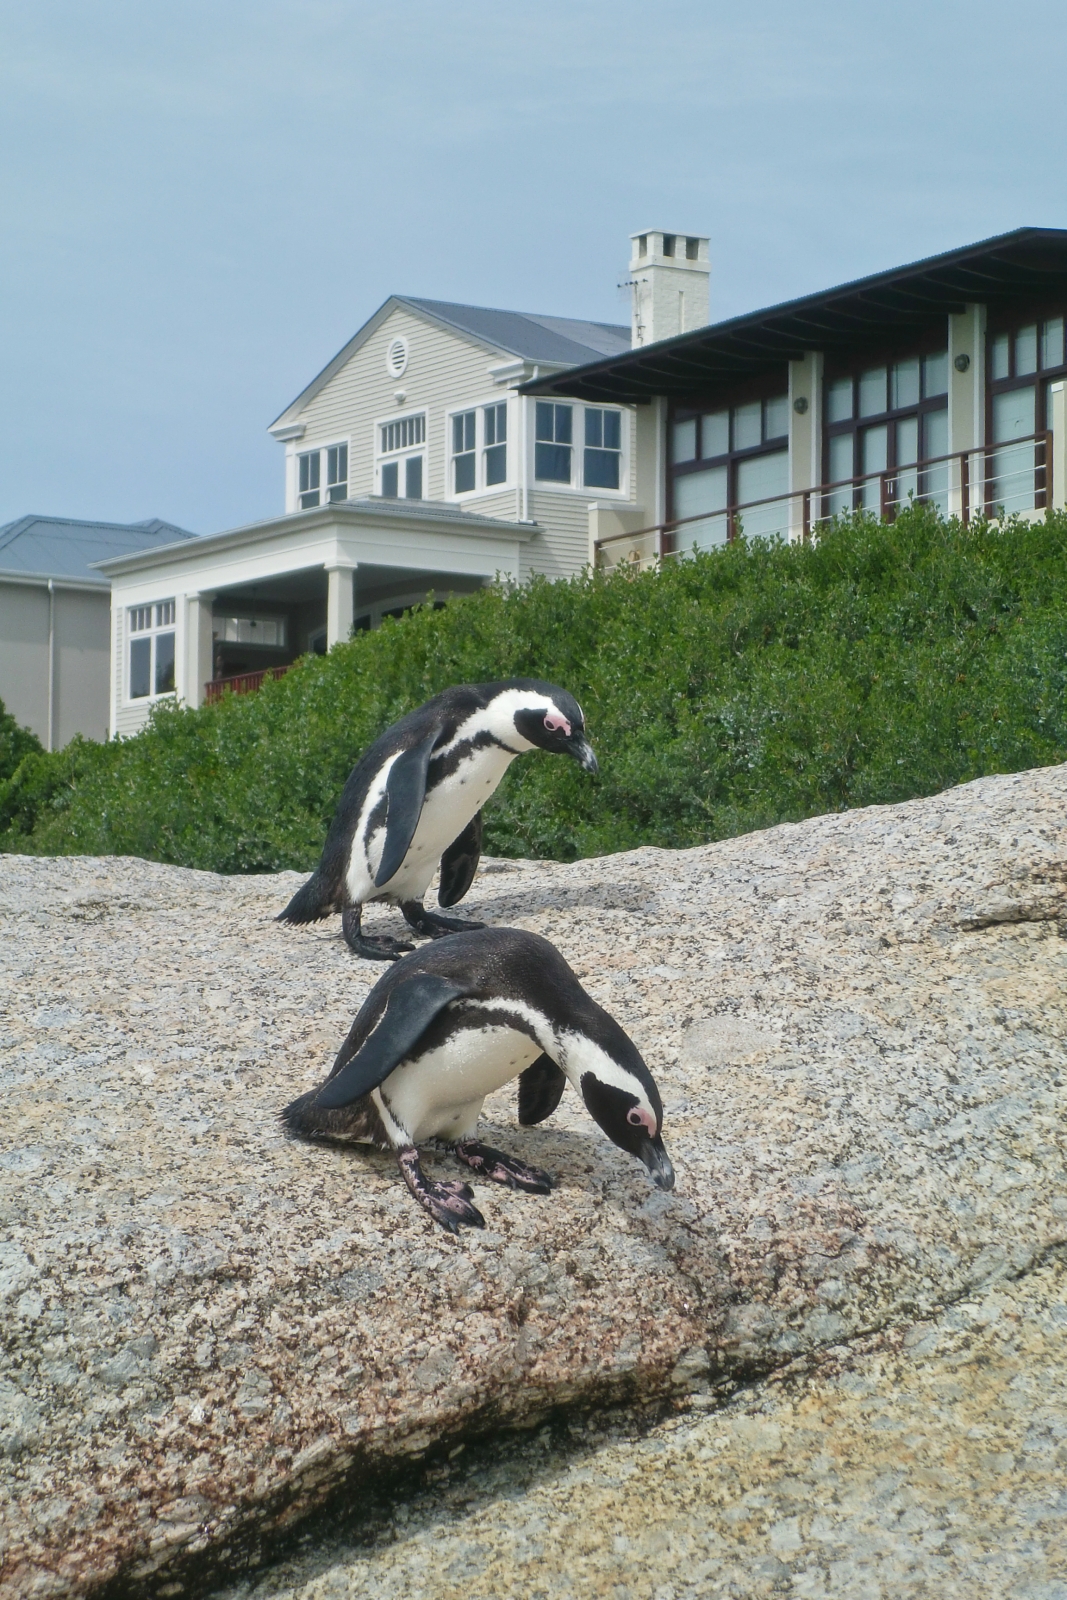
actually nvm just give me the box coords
[627,1108,644,1126]
[543,712,571,736]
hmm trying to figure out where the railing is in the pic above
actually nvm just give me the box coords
[204,664,292,703]
[595,433,1052,571]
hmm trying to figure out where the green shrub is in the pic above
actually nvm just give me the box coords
[5,504,1067,869]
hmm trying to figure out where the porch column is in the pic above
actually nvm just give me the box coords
[185,592,216,707]
[947,304,985,518]
[326,563,356,647]
[1049,382,1067,511]
[788,351,822,540]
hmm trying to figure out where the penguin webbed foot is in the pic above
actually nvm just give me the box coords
[341,906,415,962]
[453,1138,553,1194]
[397,1146,486,1234]
[400,901,487,940]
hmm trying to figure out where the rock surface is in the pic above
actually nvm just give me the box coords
[219,1254,1067,1600]
[1,763,1066,1597]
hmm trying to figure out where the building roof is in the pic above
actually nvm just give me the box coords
[0,515,196,587]
[398,298,630,365]
[524,227,1067,403]
[94,498,538,578]
[269,295,630,433]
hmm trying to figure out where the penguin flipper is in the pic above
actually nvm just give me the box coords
[314,973,472,1110]
[517,1054,567,1125]
[438,810,483,908]
[375,730,440,888]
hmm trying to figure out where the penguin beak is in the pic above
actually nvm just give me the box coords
[637,1135,675,1192]
[569,734,598,775]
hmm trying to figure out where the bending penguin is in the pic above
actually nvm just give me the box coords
[278,679,597,961]
[281,927,675,1233]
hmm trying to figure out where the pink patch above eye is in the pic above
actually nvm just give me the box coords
[627,1107,656,1134]
[543,712,571,736]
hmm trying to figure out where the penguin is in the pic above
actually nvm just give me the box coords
[281,927,675,1234]
[277,680,597,961]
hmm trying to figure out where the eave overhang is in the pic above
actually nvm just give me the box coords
[523,228,1067,403]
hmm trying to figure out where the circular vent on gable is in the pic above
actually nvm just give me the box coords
[386,336,409,378]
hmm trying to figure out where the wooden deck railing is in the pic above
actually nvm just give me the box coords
[204,664,292,703]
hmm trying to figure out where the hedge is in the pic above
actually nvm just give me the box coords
[3,503,1066,870]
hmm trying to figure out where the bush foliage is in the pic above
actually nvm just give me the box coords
[3,504,1067,870]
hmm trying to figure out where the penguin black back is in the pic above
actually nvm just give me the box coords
[281,926,673,1233]
[278,680,597,960]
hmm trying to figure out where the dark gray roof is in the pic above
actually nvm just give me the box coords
[270,294,632,430]
[0,515,196,586]
[525,226,1067,404]
[397,298,631,365]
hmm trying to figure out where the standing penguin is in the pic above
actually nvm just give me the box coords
[281,927,675,1233]
[278,680,597,960]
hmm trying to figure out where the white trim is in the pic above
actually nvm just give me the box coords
[123,596,178,709]
[530,397,631,498]
[295,437,351,512]
[373,406,427,499]
[445,393,515,501]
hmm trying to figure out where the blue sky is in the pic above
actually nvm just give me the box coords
[3,0,1066,534]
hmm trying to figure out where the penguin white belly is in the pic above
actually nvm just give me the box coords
[370,742,517,902]
[381,1025,542,1143]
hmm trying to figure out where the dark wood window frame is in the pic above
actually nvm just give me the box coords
[985,301,1066,514]
[667,372,790,547]
[822,334,949,517]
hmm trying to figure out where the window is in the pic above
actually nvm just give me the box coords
[377,412,426,499]
[669,388,790,547]
[535,402,573,482]
[484,402,507,485]
[212,616,287,648]
[987,311,1065,513]
[823,349,949,517]
[584,408,622,489]
[533,401,623,490]
[298,443,348,509]
[452,411,476,493]
[128,600,175,700]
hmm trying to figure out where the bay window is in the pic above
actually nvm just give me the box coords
[298,443,348,509]
[535,402,573,482]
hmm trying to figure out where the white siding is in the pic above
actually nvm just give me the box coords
[285,307,650,586]
[295,308,505,504]
[522,492,590,580]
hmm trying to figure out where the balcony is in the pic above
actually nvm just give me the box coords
[204,664,293,703]
[596,433,1054,572]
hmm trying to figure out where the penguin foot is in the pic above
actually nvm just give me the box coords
[400,901,487,940]
[453,1139,553,1194]
[341,907,415,961]
[397,1147,486,1234]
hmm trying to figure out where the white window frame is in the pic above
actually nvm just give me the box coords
[446,396,514,499]
[375,409,427,499]
[297,440,350,510]
[529,399,630,497]
[126,599,177,705]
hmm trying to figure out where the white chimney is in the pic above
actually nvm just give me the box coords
[629,230,710,348]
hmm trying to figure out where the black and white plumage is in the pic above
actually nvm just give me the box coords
[277,680,597,960]
[281,928,675,1233]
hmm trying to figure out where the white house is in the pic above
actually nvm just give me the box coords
[100,237,710,737]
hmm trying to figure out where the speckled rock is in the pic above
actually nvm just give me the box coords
[219,1252,1067,1600]
[1,763,1066,1598]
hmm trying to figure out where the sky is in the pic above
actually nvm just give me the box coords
[3,0,1067,535]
